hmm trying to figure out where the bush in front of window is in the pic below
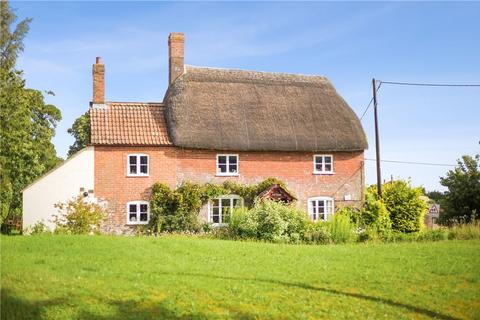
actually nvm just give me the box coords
[302,222,332,245]
[227,200,308,243]
[149,178,295,234]
[53,195,105,235]
[228,207,259,240]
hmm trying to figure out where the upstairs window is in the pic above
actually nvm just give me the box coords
[314,155,333,174]
[208,195,243,224]
[308,197,334,222]
[216,154,239,176]
[127,201,149,225]
[128,154,149,176]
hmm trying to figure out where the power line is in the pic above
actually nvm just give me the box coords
[359,80,479,121]
[365,158,456,167]
[380,81,480,87]
[359,81,382,120]
[359,97,374,120]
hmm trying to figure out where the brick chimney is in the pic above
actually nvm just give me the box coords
[168,33,184,84]
[92,57,105,105]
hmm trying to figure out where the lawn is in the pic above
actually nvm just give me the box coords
[1,236,479,319]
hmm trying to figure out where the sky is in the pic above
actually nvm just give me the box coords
[12,1,480,191]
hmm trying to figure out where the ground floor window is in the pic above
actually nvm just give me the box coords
[308,197,334,221]
[127,201,149,225]
[208,195,242,224]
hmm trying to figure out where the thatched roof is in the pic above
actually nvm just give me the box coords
[90,102,172,146]
[164,66,367,152]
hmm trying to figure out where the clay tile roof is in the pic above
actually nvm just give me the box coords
[164,66,368,152]
[90,102,172,146]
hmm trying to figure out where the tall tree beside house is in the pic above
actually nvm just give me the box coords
[439,154,480,224]
[67,112,90,157]
[0,1,62,232]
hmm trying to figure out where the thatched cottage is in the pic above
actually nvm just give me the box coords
[23,33,368,234]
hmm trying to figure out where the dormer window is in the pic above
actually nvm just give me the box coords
[216,154,239,176]
[127,154,149,176]
[313,155,333,174]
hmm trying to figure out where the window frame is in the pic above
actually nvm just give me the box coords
[126,200,150,225]
[127,154,149,177]
[313,154,334,175]
[216,154,240,176]
[207,195,243,225]
[307,196,334,222]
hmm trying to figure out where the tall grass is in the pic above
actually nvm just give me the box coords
[326,214,357,244]
[448,220,480,240]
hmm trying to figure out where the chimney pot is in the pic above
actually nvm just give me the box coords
[168,32,185,84]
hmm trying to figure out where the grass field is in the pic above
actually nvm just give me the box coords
[1,236,479,319]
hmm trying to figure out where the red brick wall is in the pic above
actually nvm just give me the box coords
[94,146,177,233]
[94,146,364,233]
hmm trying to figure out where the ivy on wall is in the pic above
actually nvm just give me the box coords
[148,177,291,233]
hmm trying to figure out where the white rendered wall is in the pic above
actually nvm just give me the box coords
[22,147,95,232]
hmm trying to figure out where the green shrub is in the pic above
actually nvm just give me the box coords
[326,213,357,244]
[359,224,383,242]
[363,190,392,231]
[253,201,290,242]
[369,180,428,233]
[228,207,258,239]
[29,221,50,235]
[302,221,331,244]
[225,200,308,243]
[53,195,105,234]
[416,229,449,241]
[335,206,361,224]
[149,179,295,234]
[149,183,178,233]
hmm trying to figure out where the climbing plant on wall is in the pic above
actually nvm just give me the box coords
[148,178,292,233]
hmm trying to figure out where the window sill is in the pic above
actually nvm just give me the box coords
[126,222,149,226]
[209,223,229,227]
[313,172,335,175]
[215,173,240,177]
[126,174,150,178]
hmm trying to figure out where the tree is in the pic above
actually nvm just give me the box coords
[440,154,480,223]
[425,190,446,204]
[1,1,31,70]
[0,2,62,232]
[67,112,90,157]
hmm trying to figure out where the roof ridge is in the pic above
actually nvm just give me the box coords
[184,65,329,81]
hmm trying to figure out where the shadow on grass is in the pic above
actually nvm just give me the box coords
[1,273,460,320]
[0,288,257,320]
[167,272,460,320]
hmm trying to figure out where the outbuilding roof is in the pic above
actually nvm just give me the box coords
[89,102,172,146]
[164,66,368,152]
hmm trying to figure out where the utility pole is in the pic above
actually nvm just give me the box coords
[372,78,382,197]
